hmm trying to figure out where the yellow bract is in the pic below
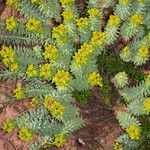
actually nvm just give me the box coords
[113,142,123,150]
[26,64,37,77]
[6,16,18,31]
[13,86,24,99]
[126,124,141,140]
[76,17,89,28]
[0,45,19,72]
[88,72,103,87]
[43,45,59,61]
[121,46,130,57]
[43,96,65,117]
[73,43,94,66]
[130,13,143,26]
[18,127,34,141]
[62,10,73,21]
[91,32,106,46]
[30,97,39,108]
[108,15,120,26]
[59,0,75,6]
[119,0,129,5]
[88,8,100,17]
[138,45,149,58]
[143,98,150,112]
[52,70,71,89]
[52,134,66,147]
[52,24,69,39]
[26,18,43,33]
[39,64,51,78]
[10,62,19,72]
[2,119,15,133]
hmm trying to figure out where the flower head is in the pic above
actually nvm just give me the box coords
[2,119,16,133]
[26,18,43,33]
[10,62,19,72]
[59,0,75,6]
[130,13,143,26]
[91,32,106,46]
[52,70,71,89]
[26,64,37,77]
[30,97,39,108]
[113,142,123,150]
[43,96,65,117]
[108,15,120,26]
[18,127,34,141]
[52,24,69,39]
[88,8,100,17]
[6,0,19,6]
[88,72,103,87]
[73,50,89,66]
[138,45,149,58]
[62,10,74,22]
[120,46,130,57]
[39,64,51,78]
[13,86,24,99]
[6,16,18,31]
[81,43,94,54]
[119,0,129,5]
[76,17,89,28]
[126,124,141,140]
[143,98,150,112]
[43,45,59,61]
[52,134,66,147]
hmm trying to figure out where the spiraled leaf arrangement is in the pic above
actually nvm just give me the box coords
[0,0,150,149]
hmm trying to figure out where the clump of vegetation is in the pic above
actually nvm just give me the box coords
[0,0,149,149]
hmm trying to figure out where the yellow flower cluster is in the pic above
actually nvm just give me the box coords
[39,64,51,78]
[119,0,129,5]
[130,13,143,26]
[62,10,74,22]
[2,119,16,133]
[6,0,18,6]
[126,124,141,140]
[26,18,43,34]
[0,45,19,72]
[143,98,150,112]
[88,72,103,87]
[108,15,120,26]
[13,86,24,99]
[121,46,130,57]
[52,134,66,147]
[138,45,149,58]
[91,32,106,46]
[76,17,89,28]
[26,64,37,78]
[113,142,123,150]
[43,96,65,117]
[43,44,59,61]
[88,8,100,17]
[6,16,18,31]
[30,97,39,108]
[52,24,69,43]
[18,127,34,141]
[59,0,75,6]
[52,70,71,89]
[73,43,94,66]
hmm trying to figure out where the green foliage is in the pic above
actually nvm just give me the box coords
[0,0,150,149]
[73,90,92,105]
